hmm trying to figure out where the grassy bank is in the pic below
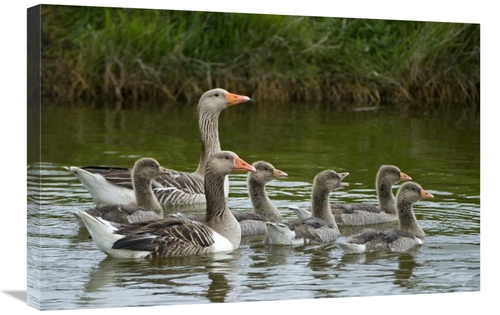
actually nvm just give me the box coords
[40,5,480,106]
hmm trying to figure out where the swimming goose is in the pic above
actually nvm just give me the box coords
[75,151,256,258]
[338,181,434,254]
[264,170,349,245]
[183,161,288,236]
[67,88,251,207]
[290,165,411,225]
[76,157,168,225]
[237,161,288,236]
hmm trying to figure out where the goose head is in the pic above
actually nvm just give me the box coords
[379,165,412,184]
[206,151,256,176]
[314,170,350,192]
[198,88,250,115]
[397,181,434,204]
[249,161,288,184]
[132,157,168,181]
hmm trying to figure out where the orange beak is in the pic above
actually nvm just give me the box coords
[420,189,434,199]
[400,172,412,181]
[225,92,251,106]
[234,157,256,172]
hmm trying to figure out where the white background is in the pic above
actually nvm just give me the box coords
[1,1,496,314]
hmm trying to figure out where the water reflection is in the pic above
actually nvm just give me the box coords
[338,249,422,290]
[393,253,421,289]
[306,243,337,274]
[82,250,241,304]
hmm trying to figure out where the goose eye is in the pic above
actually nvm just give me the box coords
[214,93,220,97]
[264,168,269,171]
[224,155,230,160]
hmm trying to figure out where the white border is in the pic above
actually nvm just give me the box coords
[2,1,495,314]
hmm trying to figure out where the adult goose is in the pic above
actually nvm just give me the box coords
[67,88,251,207]
[338,181,434,254]
[184,161,288,236]
[236,161,288,236]
[75,151,256,258]
[75,157,167,226]
[264,170,349,245]
[290,165,411,225]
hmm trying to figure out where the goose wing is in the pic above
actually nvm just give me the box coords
[344,228,417,253]
[231,211,267,222]
[80,166,134,189]
[152,170,206,205]
[331,203,381,214]
[81,167,203,192]
[84,204,161,224]
[111,215,216,257]
[79,167,206,205]
[153,169,204,193]
[285,217,339,243]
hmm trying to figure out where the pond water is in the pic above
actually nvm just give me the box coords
[27,99,480,311]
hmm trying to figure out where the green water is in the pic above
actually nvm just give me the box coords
[28,100,480,310]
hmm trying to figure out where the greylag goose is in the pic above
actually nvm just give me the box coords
[76,157,167,225]
[290,165,411,225]
[236,161,288,236]
[67,88,251,207]
[184,161,288,236]
[75,151,256,258]
[338,181,434,254]
[264,170,349,245]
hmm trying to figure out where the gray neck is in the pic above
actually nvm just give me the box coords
[132,175,163,215]
[195,112,221,176]
[311,185,337,228]
[377,176,396,214]
[248,177,282,222]
[204,170,241,247]
[397,198,425,240]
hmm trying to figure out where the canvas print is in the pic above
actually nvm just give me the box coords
[27,4,480,311]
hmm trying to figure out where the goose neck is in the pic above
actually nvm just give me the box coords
[377,176,396,214]
[248,178,282,222]
[311,187,337,227]
[132,176,163,214]
[195,112,221,176]
[204,170,241,247]
[397,199,424,239]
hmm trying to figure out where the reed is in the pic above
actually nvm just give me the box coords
[40,5,480,106]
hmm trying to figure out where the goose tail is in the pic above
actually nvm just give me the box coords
[338,242,367,254]
[288,205,311,221]
[74,209,123,254]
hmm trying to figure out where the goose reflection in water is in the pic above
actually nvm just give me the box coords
[338,250,421,290]
[82,251,241,304]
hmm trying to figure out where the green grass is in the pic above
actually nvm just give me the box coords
[40,5,480,106]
